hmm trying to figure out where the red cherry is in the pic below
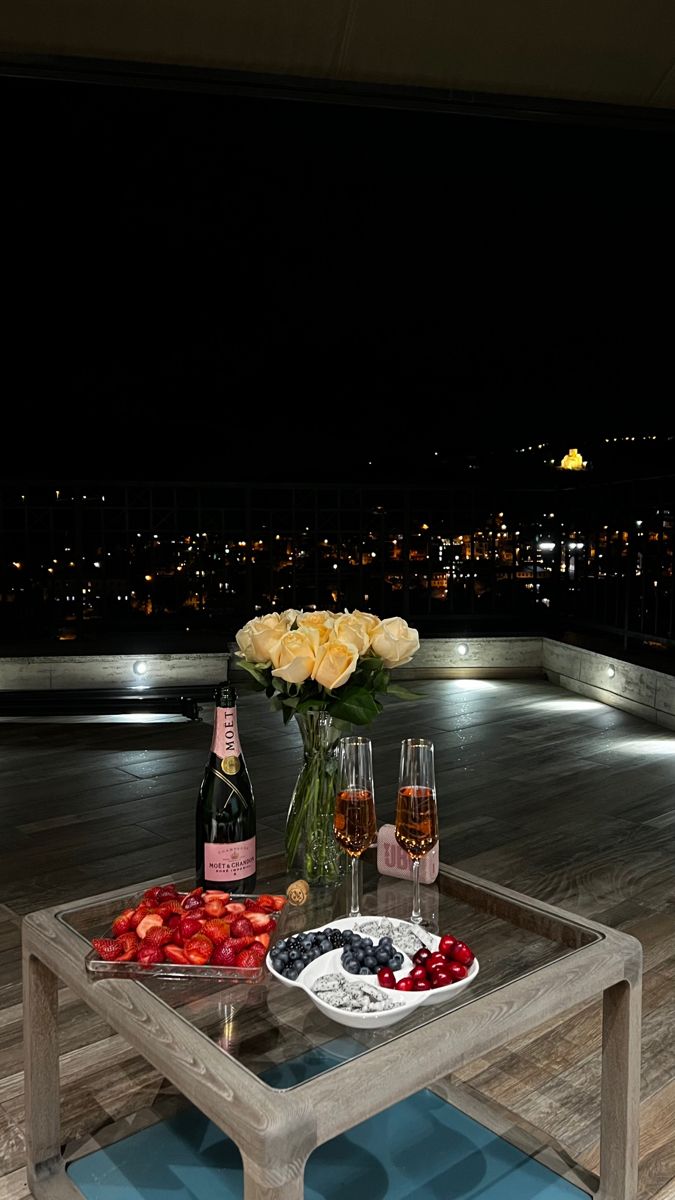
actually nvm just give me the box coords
[413,948,432,965]
[426,952,447,969]
[430,969,454,988]
[451,942,474,966]
[439,935,457,957]
[395,977,414,991]
[377,968,396,989]
[447,961,468,981]
[410,965,428,982]
[413,978,431,990]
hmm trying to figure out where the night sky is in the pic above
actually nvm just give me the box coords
[3,74,674,481]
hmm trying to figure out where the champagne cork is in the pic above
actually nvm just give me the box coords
[286,879,309,906]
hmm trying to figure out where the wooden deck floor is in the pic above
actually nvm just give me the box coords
[2,678,675,1199]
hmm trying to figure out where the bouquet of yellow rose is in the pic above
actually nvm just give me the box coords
[235,608,420,725]
[235,608,420,883]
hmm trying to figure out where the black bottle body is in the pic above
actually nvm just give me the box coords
[195,684,256,893]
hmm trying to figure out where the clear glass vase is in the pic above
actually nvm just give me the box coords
[285,711,347,885]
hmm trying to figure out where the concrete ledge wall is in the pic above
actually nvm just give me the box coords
[393,637,543,679]
[542,639,675,732]
[1,640,674,731]
[0,653,230,691]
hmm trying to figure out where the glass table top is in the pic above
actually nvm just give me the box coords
[56,855,601,1091]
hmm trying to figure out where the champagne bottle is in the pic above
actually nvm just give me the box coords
[195,683,256,893]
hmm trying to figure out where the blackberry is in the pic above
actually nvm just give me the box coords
[329,930,344,948]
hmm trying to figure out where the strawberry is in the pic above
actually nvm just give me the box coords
[136,942,164,966]
[111,908,135,937]
[164,945,188,965]
[201,918,231,944]
[203,890,230,903]
[246,913,274,933]
[181,887,203,911]
[229,936,255,951]
[143,886,163,905]
[143,926,173,948]
[224,902,246,916]
[230,916,254,938]
[211,941,238,966]
[166,913,182,931]
[180,914,205,941]
[155,884,179,901]
[156,899,184,919]
[254,895,277,912]
[184,934,214,964]
[136,913,164,939]
[203,898,227,918]
[114,931,140,961]
[92,937,122,961]
[270,896,287,912]
[252,933,270,951]
[235,947,265,969]
[130,904,151,930]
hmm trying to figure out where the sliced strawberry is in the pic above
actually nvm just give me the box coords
[155,884,179,901]
[111,908,135,937]
[136,913,164,939]
[181,887,203,911]
[164,945,188,964]
[143,926,173,948]
[201,918,231,944]
[203,890,230,904]
[229,935,255,951]
[230,917,254,937]
[92,937,122,961]
[211,941,238,966]
[270,896,287,912]
[254,895,277,912]
[224,902,246,916]
[246,913,274,933]
[184,934,213,965]
[235,947,265,969]
[180,914,205,941]
[129,904,151,930]
[143,886,163,905]
[114,931,140,960]
[137,942,164,966]
[166,913,182,931]
[252,932,270,950]
[156,899,184,919]
[203,898,227,918]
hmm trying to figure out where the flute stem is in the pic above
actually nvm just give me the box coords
[349,855,360,917]
[411,858,422,924]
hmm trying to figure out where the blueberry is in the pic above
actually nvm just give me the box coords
[351,935,361,946]
[353,948,365,963]
[380,938,393,950]
[345,960,360,974]
[375,948,390,964]
[342,931,353,943]
[364,955,377,970]
[319,938,331,953]
[274,939,287,952]
[276,952,289,967]
[310,947,322,959]
[391,953,403,969]
[361,938,373,948]
[288,949,300,961]
[358,966,371,975]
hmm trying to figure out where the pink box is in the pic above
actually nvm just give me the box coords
[376,823,439,883]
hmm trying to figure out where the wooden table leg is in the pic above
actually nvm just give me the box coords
[23,949,64,1192]
[241,1151,306,1200]
[598,978,642,1200]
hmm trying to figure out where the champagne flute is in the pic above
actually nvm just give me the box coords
[333,736,376,918]
[395,738,438,925]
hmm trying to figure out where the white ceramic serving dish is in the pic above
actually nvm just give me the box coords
[266,915,479,1029]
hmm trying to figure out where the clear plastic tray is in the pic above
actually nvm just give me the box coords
[85,893,285,982]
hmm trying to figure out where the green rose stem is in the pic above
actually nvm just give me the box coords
[286,711,345,885]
